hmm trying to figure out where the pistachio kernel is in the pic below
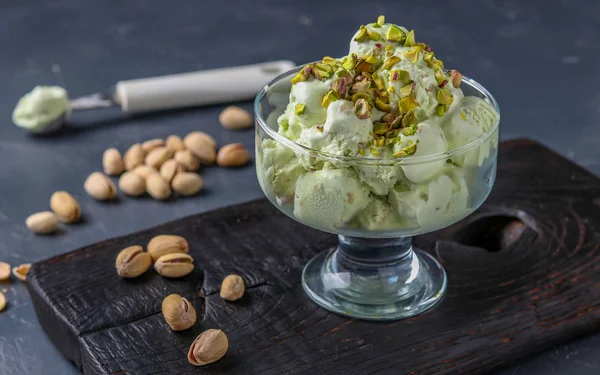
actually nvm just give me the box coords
[370,148,380,156]
[399,82,415,98]
[350,80,371,93]
[386,25,406,43]
[356,61,374,74]
[290,71,307,85]
[317,125,324,133]
[295,104,306,115]
[388,85,396,93]
[354,26,369,42]
[393,141,417,158]
[322,56,339,66]
[386,129,400,138]
[313,63,334,80]
[351,91,373,104]
[450,70,463,88]
[385,45,394,51]
[423,52,434,66]
[321,90,339,108]
[371,22,381,29]
[359,149,365,155]
[402,48,420,64]
[431,59,445,71]
[374,137,386,147]
[354,98,371,119]
[404,30,416,47]
[382,55,401,70]
[367,30,381,41]
[439,79,449,88]
[371,73,385,91]
[342,54,358,70]
[375,97,392,112]
[401,124,418,136]
[377,15,385,26]
[399,95,418,113]
[460,112,467,121]
[434,69,446,85]
[401,110,419,127]
[365,54,379,64]
[390,116,402,129]
[436,104,448,117]
[437,88,454,105]
[373,121,389,135]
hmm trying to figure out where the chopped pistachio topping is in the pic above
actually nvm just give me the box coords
[401,110,419,127]
[393,181,411,192]
[354,26,368,42]
[354,98,371,119]
[460,112,467,121]
[434,69,446,85]
[386,25,406,43]
[436,88,454,105]
[382,55,401,70]
[321,90,339,108]
[356,61,374,74]
[399,82,414,98]
[385,45,394,51]
[436,104,447,117]
[450,70,463,88]
[331,77,349,97]
[342,54,358,70]
[291,65,313,84]
[367,30,381,41]
[404,30,416,47]
[372,72,385,90]
[393,141,417,158]
[377,15,385,26]
[351,91,373,104]
[373,121,389,135]
[388,85,395,93]
[365,54,379,64]
[423,52,434,65]
[359,149,365,155]
[390,116,402,129]
[313,63,334,80]
[373,137,385,147]
[375,97,392,112]
[370,147,380,156]
[386,129,400,138]
[322,56,339,66]
[402,48,420,64]
[431,59,445,71]
[351,80,371,93]
[401,124,418,136]
[399,95,418,113]
[439,79,449,88]
[295,104,306,115]
[317,125,324,133]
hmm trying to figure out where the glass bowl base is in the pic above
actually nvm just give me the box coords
[302,247,447,321]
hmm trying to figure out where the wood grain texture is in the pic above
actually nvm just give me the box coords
[26,139,600,375]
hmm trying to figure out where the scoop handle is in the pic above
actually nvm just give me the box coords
[114,60,296,113]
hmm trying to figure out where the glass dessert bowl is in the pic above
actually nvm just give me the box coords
[254,17,500,320]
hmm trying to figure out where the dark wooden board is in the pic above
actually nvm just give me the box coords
[26,139,600,375]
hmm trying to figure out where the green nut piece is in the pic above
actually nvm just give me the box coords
[399,95,418,113]
[351,91,373,104]
[377,15,385,26]
[368,30,381,41]
[351,80,371,93]
[342,54,358,70]
[321,90,339,108]
[385,129,400,138]
[437,88,454,105]
[386,25,406,43]
[331,78,348,97]
[436,104,448,117]
[373,121,389,135]
[399,82,414,98]
[391,69,411,84]
[423,52,434,65]
[354,26,369,42]
[356,61,374,74]
[401,124,417,136]
[431,59,445,71]
[313,63,334,80]
[365,54,379,64]
[393,141,417,158]
[295,104,306,115]
[354,98,371,119]
[375,97,392,112]
[435,69,446,85]
[372,72,385,90]
[404,30,416,47]
[402,48,420,64]
[291,68,308,84]
[390,116,402,129]
[322,56,339,66]
[382,55,401,70]
[401,110,419,127]
[450,70,463,88]
[370,147,381,156]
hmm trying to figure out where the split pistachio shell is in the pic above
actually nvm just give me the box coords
[50,191,81,223]
[162,294,197,331]
[219,106,253,130]
[147,234,189,262]
[160,159,183,183]
[84,172,117,200]
[146,173,172,200]
[132,165,158,180]
[12,263,30,281]
[0,262,11,281]
[115,245,152,278]
[103,148,125,176]
[26,211,59,234]
[124,143,146,171]
[165,135,186,151]
[154,253,194,278]
[145,147,174,169]
[188,329,228,366]
[183,132,217,165]
[118,172,146,197]
[172,172,204,196]
[175,150,201,171]
[216,143,249,167]
[220,274,245,301]
[141,138,165,153]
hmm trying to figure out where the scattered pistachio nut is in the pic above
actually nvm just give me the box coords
[175,150,201,172]
[102,148,125,176]
[12,263,30,282]
[162,294,197,331]
[165,135,186,151]
[188,329,228,366]
[115,245,152,278]
[183,132,217,165]
[145,147,174,169]
[172,172,204,196]
[50,191,81,223]
[218,106,253,130]
[118,172,146,197]
[141,138,165,153]
[26,211,59,234]
[147,234,189,262]
[0,262,11,281]
[84,172,117,200]
[0,292,5,312]
[154,253,194,278]
[216,143,249,167]
[132,165,158,180]
[124,143,146,171]
[146,173,172,200]
[160,159,183,183]
[220,274,245,301]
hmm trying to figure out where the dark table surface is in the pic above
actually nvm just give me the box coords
[0,0,599,374]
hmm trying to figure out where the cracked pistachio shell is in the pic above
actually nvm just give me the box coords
[147,234,189,261]
[188,329,228,366]
[154,253,194,278]
[220,274,245,301]
[162,294,197,331]
[115,245,152,278]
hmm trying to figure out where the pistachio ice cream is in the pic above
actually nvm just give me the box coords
[257,16,499,235]
[12,86,70,132]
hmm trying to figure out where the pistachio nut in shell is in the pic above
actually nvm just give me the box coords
[154,253,194,278]
[165,135,186,151]
[172,172,204,197]
[12,263,31,282]
[102,148,125,176]
[220,274,245,301]
[183,132,217,165]
[146,173,172,200]
[50,191,81,223]
[188,329,229,366]
[0,292,5,312]
[118,172,146,197]
[216,143,249,167]
[218,106,253,130]
[124,143,146,171]
[115,245,152,278]
[145,147,174,169]
[26,211,59,234]
[147,234,189,261]
[84,172,117,200]
[160,159,183,183]
[0,262,11,281]
[141,138,165,153]
[174,150,200,171]
[132,165,158,180]
[162,294,197,331]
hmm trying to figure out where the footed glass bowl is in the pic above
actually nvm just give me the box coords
[254,66,500,320]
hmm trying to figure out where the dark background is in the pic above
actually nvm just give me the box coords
[1,0,599,374]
